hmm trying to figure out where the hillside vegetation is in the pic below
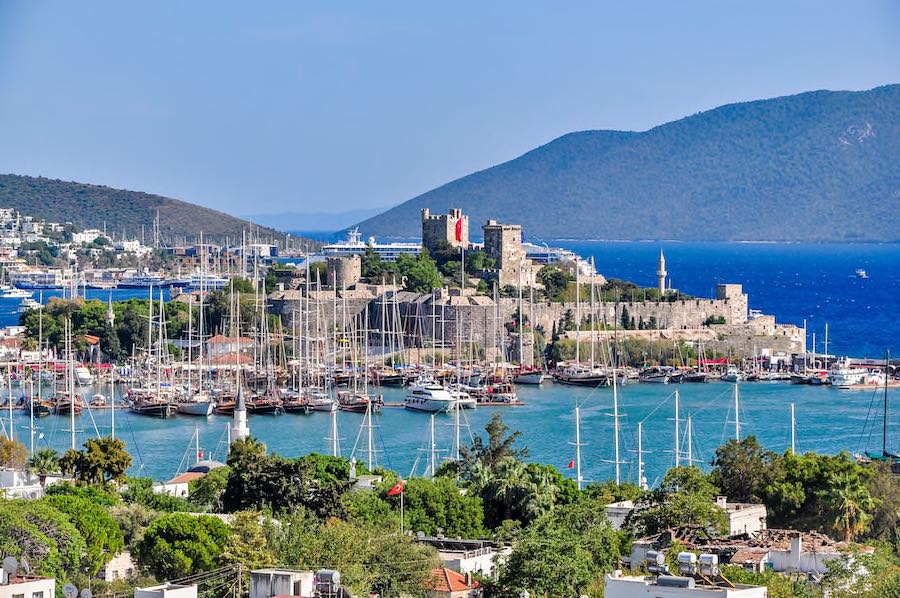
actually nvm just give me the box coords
[357,85,900,242]
[0,174,310,246]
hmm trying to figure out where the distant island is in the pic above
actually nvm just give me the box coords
[356,84,900,242]
[0,174,313,246]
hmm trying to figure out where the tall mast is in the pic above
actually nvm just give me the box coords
[428,414,437,478]
[575,258,580,365]
[68,319,75,450]
[573,405,583,490]
[517,268,524,368]
[734,384,741,441]
[329,410,340,457]
[674,389,681,468]
[454,399,461,463]
[613,372,621,485]
[366,400,374,471]
[589,258,596,368]
[686,415,693,464]
[790,402,795,453]
[637,422,646,490]
[529,283,536,369]
[884,350,890,456]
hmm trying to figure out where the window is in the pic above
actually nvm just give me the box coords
[33,592,45,598]
[12,593,24,598]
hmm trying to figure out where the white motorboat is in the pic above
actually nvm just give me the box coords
[404,377,456,413]
[448,387,477,409]
[721,366,743,383]
[513,368,545,385]
[855,269,868,279]
[828,357,868,388]
[308,391,337,412]
[176,394,215,416]
[75,366,93,386]
[2,288,33,299]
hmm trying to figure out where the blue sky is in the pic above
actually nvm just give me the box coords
[1,1,898,217]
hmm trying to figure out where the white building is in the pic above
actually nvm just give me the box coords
[717,496,767,537]
[0,575,56,598]
[134,584,197,598]
[606,500,636,530]
[71,229,108,245]
[249,569,314,598]
[100,551,135,582]
[605,572,766,598]
[0,468,64,499]
[418,537,510,578]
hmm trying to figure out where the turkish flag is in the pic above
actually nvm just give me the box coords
[388,481,404,496]
[567,459,575,469]
[197,451,204,459]
[455,219,463,242]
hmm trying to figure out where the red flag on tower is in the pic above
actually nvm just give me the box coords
[455,219,463,242]
[388,481,404,496]
[567,459,575,469]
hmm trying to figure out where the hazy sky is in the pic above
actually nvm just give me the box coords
[1,2,898,217]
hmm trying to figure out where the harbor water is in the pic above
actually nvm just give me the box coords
[3,380,895,486]
[3,241,898,484]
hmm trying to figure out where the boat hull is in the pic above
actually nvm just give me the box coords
[176,401,214,416]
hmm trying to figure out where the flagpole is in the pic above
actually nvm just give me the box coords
[400,482,405,534]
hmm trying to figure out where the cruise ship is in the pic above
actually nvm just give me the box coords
[323,229,421,263]
[522,242,595,277]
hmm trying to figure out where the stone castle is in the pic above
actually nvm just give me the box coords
[270,208,804,360]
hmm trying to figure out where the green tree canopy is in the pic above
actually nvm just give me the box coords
[0,437,27,468]
[45,494,125,574]
[58,436,132,486]
[133,512,231,579]
[710,435,776,503]
[497,495,623,598]
[629,466,727,536]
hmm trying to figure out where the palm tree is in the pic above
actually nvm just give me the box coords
[27,448,59,487]
[828,473,875,542]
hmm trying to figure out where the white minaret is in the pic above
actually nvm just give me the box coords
[657,248,667,295]
[106,292,115,326]
[231,385,249,441]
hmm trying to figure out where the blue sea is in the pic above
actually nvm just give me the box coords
[2,241,898,485]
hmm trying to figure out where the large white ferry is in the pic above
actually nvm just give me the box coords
[323,228,420,263]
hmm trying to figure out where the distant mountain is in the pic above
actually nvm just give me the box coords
[357,85,900,242]
[245,206,390,233]
[0,174,316,247]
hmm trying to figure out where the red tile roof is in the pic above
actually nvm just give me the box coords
[165,471,206,485]
[428,568,478,593]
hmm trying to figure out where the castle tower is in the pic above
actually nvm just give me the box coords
[657,249,667,295]
[231,385,250,442]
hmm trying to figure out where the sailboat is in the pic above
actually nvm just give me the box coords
[513,276,544,385]
[857,352,899,474]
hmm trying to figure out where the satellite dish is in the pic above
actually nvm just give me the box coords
[81,589,93,598]
[2,556,18,575]
[63,584,78,598]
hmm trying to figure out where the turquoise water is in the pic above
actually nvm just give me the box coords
[4,241,899,485]
[4,379,894,486]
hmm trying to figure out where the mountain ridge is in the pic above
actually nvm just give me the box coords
[356,85,900,242]
[0,174,316,247]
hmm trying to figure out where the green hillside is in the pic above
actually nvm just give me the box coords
[0,174,314,247]
[357,85,900,242]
